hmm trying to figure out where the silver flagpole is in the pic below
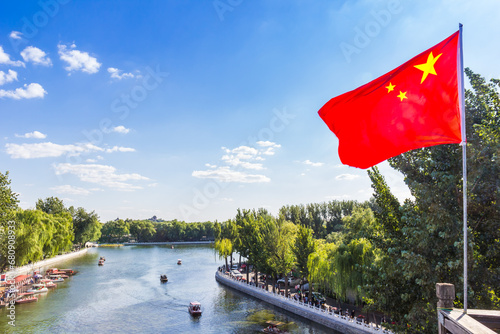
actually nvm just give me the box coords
[458,23,467,314]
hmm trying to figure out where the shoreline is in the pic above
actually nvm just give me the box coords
[215,270,392,334]
[123,241,213,246]
[1,248,89,278]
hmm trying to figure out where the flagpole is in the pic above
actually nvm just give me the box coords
[458,23,467,314]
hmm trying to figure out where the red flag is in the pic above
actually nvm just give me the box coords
[318,31,462,169]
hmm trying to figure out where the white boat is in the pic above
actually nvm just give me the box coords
[28,286,48,294]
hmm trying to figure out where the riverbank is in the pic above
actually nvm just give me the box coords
[1,248,89,278]
[215,270,392,334]
[123,241,213,246]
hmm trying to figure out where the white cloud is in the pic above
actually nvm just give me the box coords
[9,31,22,40]
[86,158,97,163]
[51,185,91,196]
[193,142,281,183]
[15,131,47,139]
[0,70,18,86]
[107,67,134,80]
[303,160,324,167]
[257,141,281,156]
[111,125,130,134]
[192,166,270,183]
[0,46,24,67]
[5,142,102,159]
[54,163,149,191]
[20,46,52,66]
[105,146,135,153]
[336,174,360,181]
[0,83,46,99]
[257,141,280,148]
[58,43,101,74]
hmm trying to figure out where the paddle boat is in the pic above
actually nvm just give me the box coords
[58,269,77,276]
[39,280,57,288]
[15,296,38,304]
[49,275,65,283]
[98,259,104,266]
[188,301,202,316]
[28,285,48,294]
[160,275,168,283]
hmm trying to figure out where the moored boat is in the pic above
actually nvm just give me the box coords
[15,296,38,304]
[188,301,202,316]
[58,269,78,276]
[28,286,48,294]
[48,275,65,282]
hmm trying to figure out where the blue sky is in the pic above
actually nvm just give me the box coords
[1,0,499,223]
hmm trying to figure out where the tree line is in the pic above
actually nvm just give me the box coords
[99,219,214,243]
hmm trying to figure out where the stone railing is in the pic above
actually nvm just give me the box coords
[216,270,392,334]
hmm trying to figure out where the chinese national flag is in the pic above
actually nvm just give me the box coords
[318,31,462,169]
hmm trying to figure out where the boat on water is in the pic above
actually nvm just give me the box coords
[48,275,65,283]
[17,292,34,297]
[188,301,202,316]
[177,259,182,265]
[100,256,106,262]
[98,259,104,266]
[50,273,69,279]
[262,320,288,333]
[28,286,48,294]
[160,275,168,282]
[58,269,78,276]
[46,268,77,276]
[15,296,38,304]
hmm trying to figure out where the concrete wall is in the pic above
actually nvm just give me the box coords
[3,248,89,277]
[215,271,392,334]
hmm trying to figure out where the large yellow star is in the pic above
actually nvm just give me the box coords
[397,91,407,101]
[385,82,395,93]
[414,52,442,84]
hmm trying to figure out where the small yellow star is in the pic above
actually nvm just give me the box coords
[397,91,408,101]
[385,82,395,93]
[414,52,442,84]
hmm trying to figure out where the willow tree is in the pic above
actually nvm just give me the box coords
[215,238,232,270]
[266,216,298,297]
[0,171,19,270]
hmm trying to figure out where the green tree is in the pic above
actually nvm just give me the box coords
[294,225,316,290]
[0,171,19,270]
[214,238,232,270]
[36,196,67,215]
[70,207,102,245]
[100,219,130,243]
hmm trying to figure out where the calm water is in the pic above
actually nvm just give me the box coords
[1,245,334,333]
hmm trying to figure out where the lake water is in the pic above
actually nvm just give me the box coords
[1,245,335,333]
